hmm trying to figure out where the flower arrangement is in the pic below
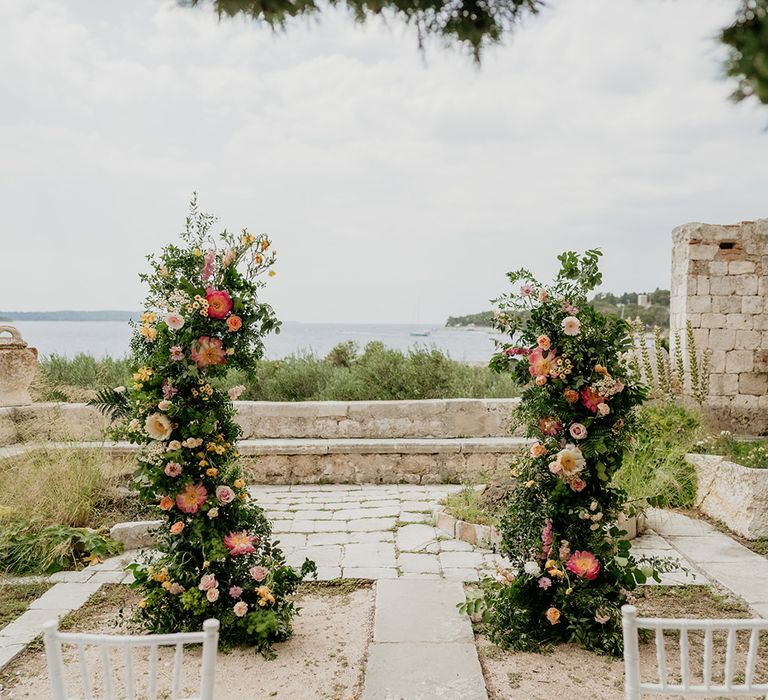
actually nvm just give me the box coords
[96,196,315,656]
[476,250,661,656]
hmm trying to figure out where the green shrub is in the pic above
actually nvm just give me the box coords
[613,403,702,508]
[692,432,768,469]
[36,344,519,402]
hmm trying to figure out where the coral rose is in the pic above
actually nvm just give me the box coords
[530,442,547,459]
[566,550,600,580]
[226,315,242,332]
[537,335,551,351]
[528,347,555,378]
[176,483,208,514]
[545,607,561,625]
[224,531,257,556]
[564,389,579,404]
[145,413,173,441]
[159,496,174,511]
[170,521,185,535]
[205,289,233,319]
[569,478,587,492]
[190,336,227,368]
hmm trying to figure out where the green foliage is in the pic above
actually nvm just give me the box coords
[723,0,768,105]
[613,403,701,509]
[446,311,495,327]
[41,353,133,388]
[479,250,663,657]
[0,522,121,575]
[37,343,518,402]
[182,0,544,61]
[693,431,768,469]
[443,485,500,527]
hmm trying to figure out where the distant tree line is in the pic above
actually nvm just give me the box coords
[447,288,670,329]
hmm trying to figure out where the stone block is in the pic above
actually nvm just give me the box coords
[709,350,726,373]
[708,329,736,351]
[734,275,759,296]
[109,520,162,549]
[754,350,768,373]
[708,374,739,396]
[709,276,736,295]
[735,330,762,350]
[712,295,742,314]
[739,373,768,396]
[725,313,754,330]
[688,296,712,313]
[729,260,756,275]
[725,350,754,374]
[742,296,764,315]
[455,520,479,545]
[696,276,710,295]
[700,313,726,329]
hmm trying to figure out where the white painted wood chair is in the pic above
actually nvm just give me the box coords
[622,604,768,698]
[42,618,219,700]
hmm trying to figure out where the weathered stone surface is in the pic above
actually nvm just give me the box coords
[0,327,37,407]
[688,453,768,539]
[671,219,768,434]
[109,520,162,549]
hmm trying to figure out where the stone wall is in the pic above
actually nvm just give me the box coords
[0,398,521,446]
[670,219,768,434]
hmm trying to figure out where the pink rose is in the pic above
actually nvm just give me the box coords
[164,461,182,477]
[206,588,220,603]
[216,485,235,505]
[205,289,233,319]
[198,574,218,591]
[249,566,268,582]
[229,586,243,599]
[233,601,248,617]
[570,478,587,492]
[597,403,610,417]
[569,423,588,440]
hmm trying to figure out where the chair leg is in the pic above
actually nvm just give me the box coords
[43,621,67,700]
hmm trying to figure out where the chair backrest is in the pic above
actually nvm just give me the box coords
[622,604,768,699]
[42,618,219,700]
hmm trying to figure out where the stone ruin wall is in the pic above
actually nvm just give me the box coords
[670,218,768,434]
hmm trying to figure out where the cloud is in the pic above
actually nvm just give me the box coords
[0,0,765,322]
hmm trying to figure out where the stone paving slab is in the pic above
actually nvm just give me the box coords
[362,642,488,700]
[374,580,473,644]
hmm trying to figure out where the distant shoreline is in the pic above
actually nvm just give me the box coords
[0,311,138,322]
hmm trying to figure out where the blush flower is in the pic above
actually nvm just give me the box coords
[205,289,233,319]
[561,316,581,336]
[554,444,586,477]
[229,586,243,598]
[249,566,268,582]
[202,249,216,281]
[530,442,547,459]
[228,385,245,401]
[566,550,600,580]
[145,413,173,441]
[597,403,611,417]
[198,574,218,591]
[233,601,248,617]
[216,485,235,505]
[164,461,182,477]
[537,335,551,350]
[170,521,185,535]
[206,588,220,603]
[520,284,534,297]
[165,313,184,331]
[528,347,556,378]
[159,496,174,511]
[191,336,227,368]
[170,346,184,361]
[569,478,587,492]
[224,531,257,556]
[569,423,588,440]
[538,577,552,590]
[176,483,208,514]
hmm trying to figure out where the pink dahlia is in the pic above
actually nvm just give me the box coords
[229,586,243,599]
[205,289,233,319]
[176,483,208,514]
[164,461,182,477]
[224,531,257,556]
[191,336,227,368]
[170,345,184,361]
[566,551,600,580]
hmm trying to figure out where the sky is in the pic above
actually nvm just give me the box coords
[1,0,766,324]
